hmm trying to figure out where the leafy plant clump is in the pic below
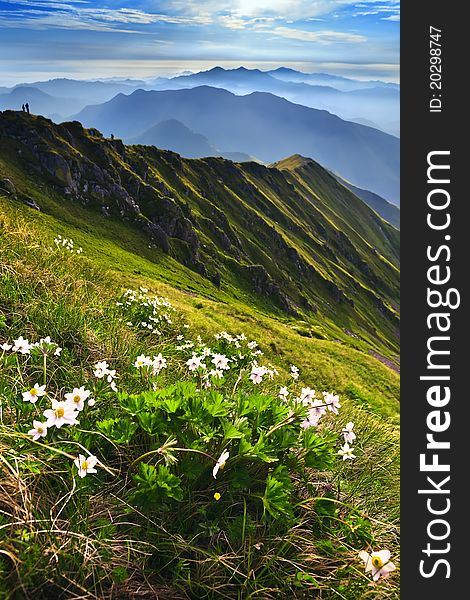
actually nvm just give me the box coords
[0,225,398,599]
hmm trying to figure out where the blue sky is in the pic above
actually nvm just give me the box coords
[0,1,399,85]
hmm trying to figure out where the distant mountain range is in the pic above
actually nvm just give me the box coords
[1,67,399,137]
[75,86,400,205]
[155,67,399,136]
[265,67,399,91]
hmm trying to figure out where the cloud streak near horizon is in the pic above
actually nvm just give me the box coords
[0,0,399,85]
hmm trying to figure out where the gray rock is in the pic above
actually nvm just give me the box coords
[23,196,41,211]
[0,177,17,197]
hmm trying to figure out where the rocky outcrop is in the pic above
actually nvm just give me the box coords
[0,111,203,273]
[244,265,298,315]
[0,177,17,197]
[0,111,400,340]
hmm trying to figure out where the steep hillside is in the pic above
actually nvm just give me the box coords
[334,176,400,229]
[0,111,399,360]
[74,86,400,204]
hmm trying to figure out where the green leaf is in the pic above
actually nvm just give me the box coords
[155,464,184,501]
[119,394,146,416]
[138,411,162,436]
[221,420,244,440]
[302,430,336,470]
[132,463,183,507]
[204,392,230,418]
[97,418,137,444]
[161,395,183,414]
[262,474,293,520]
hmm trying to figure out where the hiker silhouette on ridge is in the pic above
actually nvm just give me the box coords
[25,103,30,114]
[21,104,25,112]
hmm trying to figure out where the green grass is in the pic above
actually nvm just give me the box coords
[0,201,399,599]
[0,112,399,366]
[0,195,399,422]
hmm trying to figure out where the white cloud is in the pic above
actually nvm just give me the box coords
[268,26,367,44]
[0,2,213,32]
[164,0,399,21]
[353,2,400,19]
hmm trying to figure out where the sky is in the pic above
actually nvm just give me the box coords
[0,1,400,86]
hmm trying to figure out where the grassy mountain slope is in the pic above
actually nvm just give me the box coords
[0,109,399,598]
[333,175,400,230]
[74,86,400,204]
[0,110,399,358]
[0,202,399,599]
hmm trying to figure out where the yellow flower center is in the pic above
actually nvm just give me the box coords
[30,388,38,396]
[73,395,81,404]
[219,462,226,470]
[55,407,65,418]
[37,426,44,434]
[372,556,384,569]
[82,461,89,471]
[214,492,221,501]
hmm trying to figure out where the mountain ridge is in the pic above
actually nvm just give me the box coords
[0,110,399,354]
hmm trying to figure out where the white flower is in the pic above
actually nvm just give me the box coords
[34,336,61,356]
[65,386,92,411]
[290,365,299,380]
[265,365,278,380]
[209,369,224,379]
[337,443,356,461]
[300,415,319,429]
[12,336,31,354]
[213,450,230,479]
[94,360,110,378]
[211,353,230,370]
[247,341,258,350]
[324,392,341,414]
[134,354,152,369]
[22,383,46,403]
[87,397,96,407]
[28,420,48,441]
[74,454,98,478]
[359,549,396,581]
[1,342,12,351]
[342,422,356,443]
[250,365,266,384]
[152,353,167,374]
[309,399,327,420]
[186,355,205,371]
[279,387,289,400]
[300,387,316,405]
[43,400,79,428]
